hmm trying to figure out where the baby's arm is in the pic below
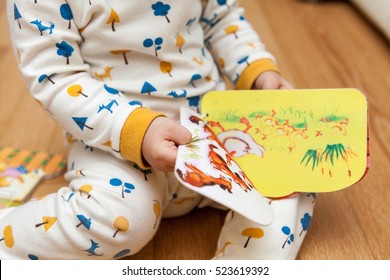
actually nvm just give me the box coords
[7,1,161,169]
[202,0,291,90]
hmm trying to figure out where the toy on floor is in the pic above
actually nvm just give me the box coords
[0,147,66,208]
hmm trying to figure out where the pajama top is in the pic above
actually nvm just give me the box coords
[7,0,279,168]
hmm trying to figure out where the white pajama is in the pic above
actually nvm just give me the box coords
[0,141,314,259]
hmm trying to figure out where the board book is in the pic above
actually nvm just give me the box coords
[175,89,369,224]
[0,146,67,208]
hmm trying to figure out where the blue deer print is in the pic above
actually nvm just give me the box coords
[98,99,119,114]
[30,20,55,35]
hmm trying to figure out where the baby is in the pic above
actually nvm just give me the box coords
[1,0,314,259]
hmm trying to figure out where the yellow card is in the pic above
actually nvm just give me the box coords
[201,89,369,198]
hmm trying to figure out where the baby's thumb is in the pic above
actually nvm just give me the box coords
[172,124,192,146]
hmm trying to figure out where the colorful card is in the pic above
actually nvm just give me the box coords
[201,89,369,198]
[175,107,274,225]
[0,146,67,208]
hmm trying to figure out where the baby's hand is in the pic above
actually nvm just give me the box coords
[253,71,293,90]
[142,117,192,172]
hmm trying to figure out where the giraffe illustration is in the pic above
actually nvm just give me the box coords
[94,67,114,81]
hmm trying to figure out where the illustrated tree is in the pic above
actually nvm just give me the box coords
[106,8,120,31]
[104,84,122,97]
[72,117,94,131]
[60,3,73,29]
[241,227,264,248]
[217,0,230,8]
[76,214,92,230]
[79,184,93,198]
[38,73,55,84]
[187,96,200,112]
[237,56,250,66]
[109,178,136,198]
[151,2,171,23]
[110,50,131,65]
[0,225,14,248]
[175,33,185,53]
[56,41,74,65]
[35,216,57,232]
[113,216,130,238]
[143,37,163,57]
[189,74,202,87]
[281,226,294,249]
[140,81,157,95]
[225,25,239,39]
[160,61,173,77]
[153,200,161,229]
[14,3,22,29]
[67,84,88,97]
[300,213,312,236]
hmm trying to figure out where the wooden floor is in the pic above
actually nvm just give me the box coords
[1,0,390,260]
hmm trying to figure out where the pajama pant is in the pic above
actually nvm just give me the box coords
[0,141,315,260]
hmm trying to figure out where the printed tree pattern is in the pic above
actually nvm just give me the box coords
[1,225,14,248]
[68,84,88,98]
[14,4,22,29]
[60,3,73,29]
[143,37,163,57]
[109,178,136,198]
[281,226,294,249]
[110,50,131,65]
[6,0,280,259]
[106,8,120,31]
[79,184,93,198]
[56,41,74,64]
[241,227,264,248]
[175,33,185,53]
[153,200,161,229]
[35,216,57,232]
[160,61,173,77]
[299,213,312,236]
[112,216,129,238]
[151,2,171,23]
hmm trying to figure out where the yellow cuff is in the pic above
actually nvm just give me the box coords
[120,108,165,169]
[235,59,280,90]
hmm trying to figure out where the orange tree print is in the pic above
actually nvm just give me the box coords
[113,216,130,238]
[241,227,264,248]
[1,225,14,248]
[106,8,120,31]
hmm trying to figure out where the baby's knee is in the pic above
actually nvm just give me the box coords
[214,193,315,260]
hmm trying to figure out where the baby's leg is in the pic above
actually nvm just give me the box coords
[213,193,316,260]
[0,142,168,259]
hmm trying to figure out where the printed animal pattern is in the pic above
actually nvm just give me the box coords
[214,194,315,259]
[3,1,314,259]
[9,0,274,160]
[0,141,314,260]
